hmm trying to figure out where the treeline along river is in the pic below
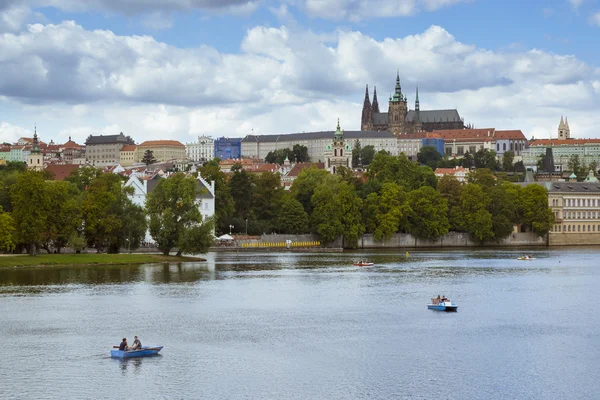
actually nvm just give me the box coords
[1,249,599,399]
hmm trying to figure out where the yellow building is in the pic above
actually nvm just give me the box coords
[136,140,186,163]
[120,145,138,167]
[546,177,600,245]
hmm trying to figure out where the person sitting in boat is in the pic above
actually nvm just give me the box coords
[130,336,142,350]
[119,338,129,351]
[436,295,441,305]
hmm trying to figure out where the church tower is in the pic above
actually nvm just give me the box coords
[387,71,408,135]
[414,86,422,133]
[558,116,571,140]
[361,84,372,131]
[325,119,353,173]
[372,86,380,113]
[28,125,43,171]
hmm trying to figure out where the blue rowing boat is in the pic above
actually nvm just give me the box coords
[427,297,458,312]
[111,346,163,359]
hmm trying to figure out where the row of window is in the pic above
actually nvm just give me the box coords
[554,198,600,207]
[561,211,600,219]
[496,142,525,152]
[553,224,600,232]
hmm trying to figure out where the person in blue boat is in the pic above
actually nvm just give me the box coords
[119,338,129,351]
[130,336,142,350]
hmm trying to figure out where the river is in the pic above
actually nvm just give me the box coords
[1,249,599,399]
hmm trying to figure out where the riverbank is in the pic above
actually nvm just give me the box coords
[0,254,206,268]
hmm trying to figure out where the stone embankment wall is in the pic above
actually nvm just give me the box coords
[255,232,546,249]
[548,233,600,246]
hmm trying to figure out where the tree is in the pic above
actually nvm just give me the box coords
[40,181,82,253]
[310,185,343,243]
[66,166,102,192]
[363,182,406,241]
[437,175,463,231]
[336,181,365,248]
[474,149,498,170]
[292,144,310,163]
[278,195,309,234]
[82,173,143,253]
[521,184,555,237]
[0,207,15,252]
[142,150,157,166]
[367,152,437,191]
[361,145,376,166]
[417,146,443,168]
[502,150,515,172]
[291,167,337,214]
[467,168,497,188]
[589,160,599,174]
[488,182,521,242]
[405,186,449,240]
[252,172,284,221]
[11,171,50,255]
[461,151,474,169]
[146,173,213,256]
[352,140,362,167]
[228,168,254,219]
[458,184,494,243]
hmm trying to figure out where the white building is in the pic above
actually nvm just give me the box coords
[186,135,214,162]
[241,129,399,162]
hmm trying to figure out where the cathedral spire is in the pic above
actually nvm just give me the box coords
[415,86,420,111]
[559,116,565,130]
[565,116,570,130]
[361,84,372,130]
[372,86,380,113]
[392,70,404,102]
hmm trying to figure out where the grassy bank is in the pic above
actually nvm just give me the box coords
[0,253,206,268]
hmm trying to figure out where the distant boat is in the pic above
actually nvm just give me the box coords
[354,261,374,267]
[111,346,163,359]
[517,256,536,260]
[428,298,458,312]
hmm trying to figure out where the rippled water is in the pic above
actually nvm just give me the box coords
[1,249,599,399]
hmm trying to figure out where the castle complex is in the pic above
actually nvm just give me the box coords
[361,72,465,135]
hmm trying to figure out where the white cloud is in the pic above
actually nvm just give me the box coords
[301,0,468,20]
[0,21,599,146]
[0,3,31,33]
[590,11,600,26]
[569,0,584,9]
[0,121,31,143]
[141,11,174,30]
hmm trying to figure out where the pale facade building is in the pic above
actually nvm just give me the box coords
[434,167,470,183]
[85,132,135,167]
[241,129,398,162]
[27,131,43,171]
[522,118,600,171]
[137,140,186,163]
[545,181,600,245]
[120,145,138,167]
[186,135,214,162]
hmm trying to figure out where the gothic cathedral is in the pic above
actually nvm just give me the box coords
[361,71,465,135]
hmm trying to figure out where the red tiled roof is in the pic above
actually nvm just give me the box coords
[530,139,600,146]
[138,140,184,147]
[0,146,11,152]
[121,145,137,151]
[435,167,468,175]
[495,130,526,140]
[287,162,325,177]
[62,140,83,149]
[45,164,80,181]
[433,128,496,139]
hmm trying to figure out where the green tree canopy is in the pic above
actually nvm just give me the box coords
[474,149,498,170]
[458,184,494,243]
[417,146,443,168]
[147,173,213,256]
[437,175,463,231]
[521,184,555,237]
[199,159,234,233]
[142,150,157,166]
[502,150,515,172]
[291,167,338,214]
[405,186,449,240]
[363,182,406,242]
[278,194,309,234]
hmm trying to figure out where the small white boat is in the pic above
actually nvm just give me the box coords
[517,256,536,260]
[354,261,374,267]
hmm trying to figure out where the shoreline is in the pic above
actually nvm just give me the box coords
[0,254,206,268]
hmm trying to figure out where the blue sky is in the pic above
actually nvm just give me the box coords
[1,0,599,144]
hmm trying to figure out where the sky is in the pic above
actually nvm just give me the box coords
[0,0,599,146]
